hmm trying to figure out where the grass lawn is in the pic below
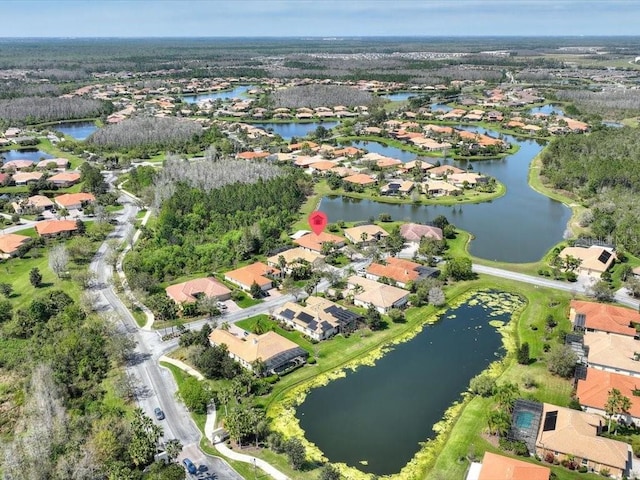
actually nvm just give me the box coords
[236,315,315,356]
[36,138,86,169]
[159,362,207,431]
[233,291,263,308]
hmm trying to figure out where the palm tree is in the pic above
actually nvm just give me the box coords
[494,382,519,413]
[606,388,632,433]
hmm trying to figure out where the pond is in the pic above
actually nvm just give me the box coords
[430,103,453,112]
[349,140,417,162]
[252,121,339,140]
[381,92,428,101]
[529,104,564,116]
[320,130,571,263]
[0,149,54,163]
[53,121,98,141]
[297,291,517,476]
[182,85,255,104]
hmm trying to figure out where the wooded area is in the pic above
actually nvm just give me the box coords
[540,127,640,253]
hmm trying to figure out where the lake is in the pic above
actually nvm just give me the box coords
[381,92,428,101]
[182,85,255,104]
[431,103,453,112]
[529,104,564,116]
[252,121,339,140]
[320,131,571,263]
[0,149,54,162]
[298,291,514,475]
[54,121,98,141]
[349,140,417,162]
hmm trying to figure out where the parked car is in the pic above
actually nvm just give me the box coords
[182,458,197,475]
[154,407,165,420]
[216,301,228,310]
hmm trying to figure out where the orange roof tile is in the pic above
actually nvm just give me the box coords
[224,262,280,289]
[0,233,30,255]
[54,192,96,208]
[478,452,550,480]
[166,277,231,304]
[577,368,640,419]
[343,173,376,185]
[293,232,345,253]
[35,219,78,236]
[570,300,639,336]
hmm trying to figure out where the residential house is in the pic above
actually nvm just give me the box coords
[402,160,434,173]
[48,171,81,188]
[343,173,376,187]
[0,173,8,185]
[423,180,461,197]
[448,172,487,188]
[12,171,43,185]
[427,165,466,179]
[12,195,55,214]
[343,224,388,247]
[293,231,345,254]
[347,275,410,314]
[35,219,78,237]
[0,233,31,259]
[224,262,280,292]
[273,296,360,341]
[36,158,69,170]
[54,192,96,210]
[2,160,34,171]
[558,245,616,279]
[380,180,415,196]
[400,223,444,243]
[577,368,640,427]
[266,247,324,274]
[466,452,550,480]
[165,277,231,305]
[366,257,439,288]
[583,331,640,377]
[535,403,630,479]
[208,329,307,374]
[569,300,640,337]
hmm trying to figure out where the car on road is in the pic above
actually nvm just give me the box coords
[216,301,228,310]
[153,407,165,420]
[182,458,197,475]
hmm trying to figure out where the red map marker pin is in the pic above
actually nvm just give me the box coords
[308,211,328,236]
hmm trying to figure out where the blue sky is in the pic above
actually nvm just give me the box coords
[1,0,637,37]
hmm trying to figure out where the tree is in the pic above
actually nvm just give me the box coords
[494,382,520,413]
[147,293,178,322]
[625,276,640,298]
[547,344,578,378]
[384,226,405,255]
[319,464,341,480]
[0,282,13,297]
[128,408,163,468]
[145,462,186,480]
[428,287,446,306]
[487,410,511,437]
[217,385,233,416]
[75,218,86,234]
[250,281,263,299]
[365,304,385,331]
[29,267,43,287]
[388,308,405,323]
[179,376,212,414]
[284,437,306,470]
[48,244,69,278]
[0,299,12,323]
[517,342,530,365]
[432,215,449,231]
[587,279,614,302]
[444,257,474,281]
[164,438,183,462]
[605,388,632,433]
[469,373,496,397]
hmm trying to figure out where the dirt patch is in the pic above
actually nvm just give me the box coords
[480,432,500,449]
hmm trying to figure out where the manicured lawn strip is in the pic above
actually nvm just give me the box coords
[234,293,262,309]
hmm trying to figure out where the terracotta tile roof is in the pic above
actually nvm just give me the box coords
[48,172,81,184]
[478,452,550,480]
[289,141,318,151]
[570,300,639,336]
[577,368,640,419]
[2,159,34,170]
[165,277,231,304]
[12,171,43,183]
[367,262,419,285]
[308,160,337,171]
[332,146,362,157]
[54,192,96,208]
[0,233,30,255]
[403,160,434,171]
[36,158,69,169]
[343,173,375,186]
[293,232,345,253]
[224,262,279,289]
[236,151,270,160]
[209,329,304,366]
[400,223,443,242]
[35,219,78,236]
[537,403,629,472]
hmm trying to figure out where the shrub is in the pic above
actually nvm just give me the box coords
[579,466,588,473]
[469,373,496,397]
[307,357,317,365]
[599,467,610,477]
[544,452,555,464]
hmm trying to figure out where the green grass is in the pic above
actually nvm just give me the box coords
[236,315,315,356]
[160,362,207,431]
[233,291,263,308]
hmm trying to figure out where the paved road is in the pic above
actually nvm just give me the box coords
[88,191,242,480]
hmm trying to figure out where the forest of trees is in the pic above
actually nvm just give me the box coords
[0,97,112,125]
[540,127,640,254]
[271,85,376,108]
[125,168,311,290]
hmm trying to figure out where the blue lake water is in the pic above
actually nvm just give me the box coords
[381,92,428,101]
[54,121,98,141]
[431,103,453,112]
[252,121,339,140]
[298,293,509,475]
[182,85,255,104]
[349,140,418,162]
[0,149,54,163]
[321,131,571,263]
[529,104,564,116]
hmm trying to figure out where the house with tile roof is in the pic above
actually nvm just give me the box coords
[343,173,376,187]
[12,171,43,185]
[293,231,345,254]
[535,403,630,478]
[12,195,55,214]
[583,331,640,377]
[224,262,280,293]
[559,246,616,279]
[35,219,78,237]
[36,158,69,170]
[365,257,439,289]
[209,329,307,374]
[273,296,361,341]
[48,171,81,187]
[0,233,31,259]
[343,224,388,247]
[266,247,324,274]
[54,192,96,210]
[347,275,409,314]
[400,223,444,243]
[570,300,640,337]
[577,368,640,427]
[165,277,231,304]
[466,452,550,480]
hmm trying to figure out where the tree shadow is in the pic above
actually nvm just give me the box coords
[127,351,151,366]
